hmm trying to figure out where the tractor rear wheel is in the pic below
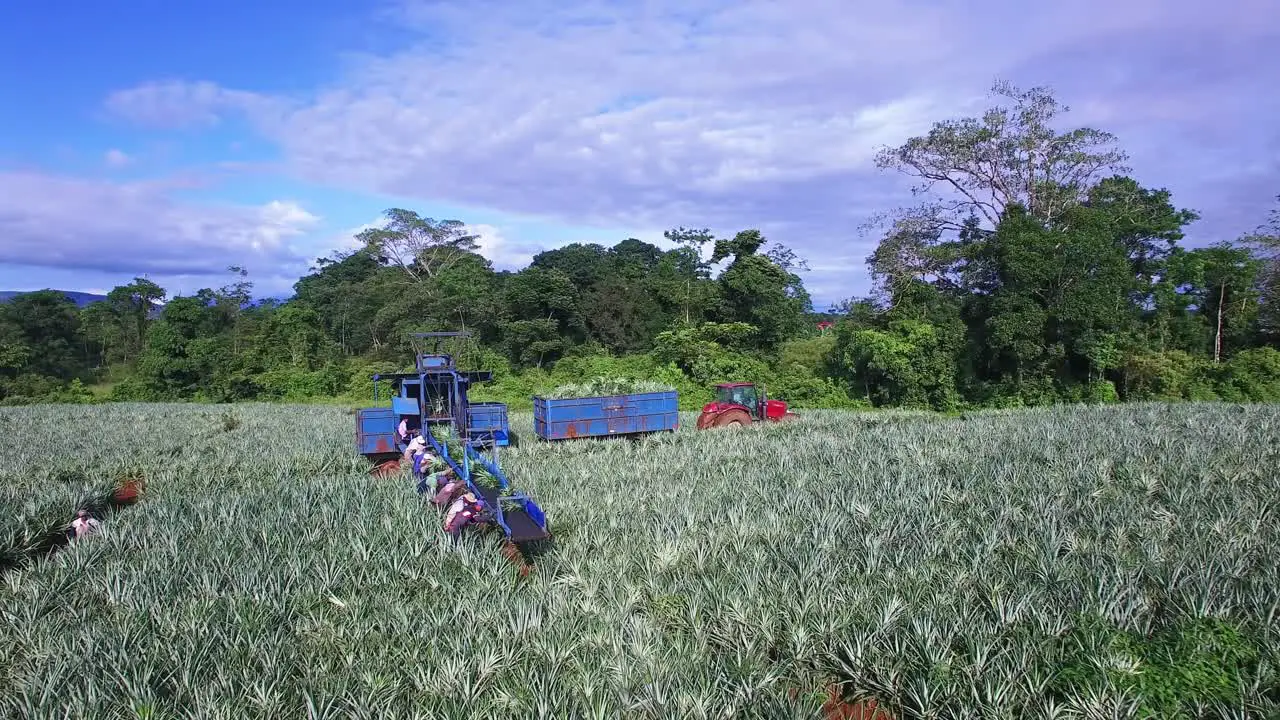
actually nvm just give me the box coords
[713,408,752,428]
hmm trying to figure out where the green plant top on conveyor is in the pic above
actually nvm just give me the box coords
[471,466,500,489]
[429,425,501,489]
[542,376,675,399]
[429,424,456,451]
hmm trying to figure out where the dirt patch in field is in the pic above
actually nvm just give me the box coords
[790,684,893,720]
[501,541,533,578]
[0,475,146,577]
[369,459,403,478]
[822,694,891,720]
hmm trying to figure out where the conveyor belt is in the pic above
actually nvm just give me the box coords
[474,484,551,543]
[424,431,550,544]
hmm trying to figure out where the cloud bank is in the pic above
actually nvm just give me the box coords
[0,171,319,281]
[23,0,1280,305]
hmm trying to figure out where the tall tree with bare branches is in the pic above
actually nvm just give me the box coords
[356,208,481,285]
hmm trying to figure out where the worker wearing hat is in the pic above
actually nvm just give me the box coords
[403,433,428,461]
[444,492,483,534]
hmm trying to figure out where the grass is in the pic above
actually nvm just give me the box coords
[0,402,1277,718]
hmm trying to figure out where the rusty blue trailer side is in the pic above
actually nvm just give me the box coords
[533,390,678,440]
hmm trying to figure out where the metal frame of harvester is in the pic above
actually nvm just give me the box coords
[355,332,551,547]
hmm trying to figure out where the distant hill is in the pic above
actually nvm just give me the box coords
[0,290,109,307]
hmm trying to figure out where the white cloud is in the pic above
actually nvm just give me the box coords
[99,0,1280,302]
[465,223,542,270]
[336,217,386,251]
[0,171,320,280]
[103,80,285,130]
[104,149,132,167]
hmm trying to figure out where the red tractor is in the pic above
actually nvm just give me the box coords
[696,382,798,429]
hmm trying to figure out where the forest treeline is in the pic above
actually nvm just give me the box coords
[3,82,1278,410]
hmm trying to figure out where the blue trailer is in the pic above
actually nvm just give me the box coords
[533,390,679,441]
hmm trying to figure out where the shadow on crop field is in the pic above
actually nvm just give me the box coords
[0,474,146,577]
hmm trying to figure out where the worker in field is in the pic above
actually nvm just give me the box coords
[70,509,101,539]
[417,450,448,484]
[444,492,483,534]
[429,470,465,505]
[403,432,428,461]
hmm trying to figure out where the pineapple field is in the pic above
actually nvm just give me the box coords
[1,402,1278,718]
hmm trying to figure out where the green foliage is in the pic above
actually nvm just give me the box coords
[1121,348,1280,403]
[1122,350,1213,401]
[541,376,675,399]
[1215,347,1280,402]
[1053,616,1262,718]
[3,83,1278,412]
[1084,379,1120,404]
[835,319,961,411]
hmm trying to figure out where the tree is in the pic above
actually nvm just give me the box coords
[711,229,767,265]
[873,80,1131,233]
[430,251,503,338]
[216,266,253,356]
[356,208,480,284]
[763,244,809,272]
[662,227,717,324]
[1,291,88,381]
[500,267,584,367]
[1241,195,1280,344]
[531,243,609,288]
[664,226,715,254]
[833,319,960,410]
[1182,244,1262,363]
[103,277,166,365]
[80,301,123,369]
[717,255,811,349]
[293,248,387,354]
[1082,176,1199,308]
[609,238,664,278]
[865,221,961,307]
[0,314,32,380]
[649,245,718,327]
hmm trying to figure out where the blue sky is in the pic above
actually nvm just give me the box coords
[1,0,1277,309]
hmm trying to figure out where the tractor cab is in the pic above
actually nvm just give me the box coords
[715,382,763,419]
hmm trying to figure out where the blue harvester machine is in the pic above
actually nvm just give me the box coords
[355,332,551,546]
